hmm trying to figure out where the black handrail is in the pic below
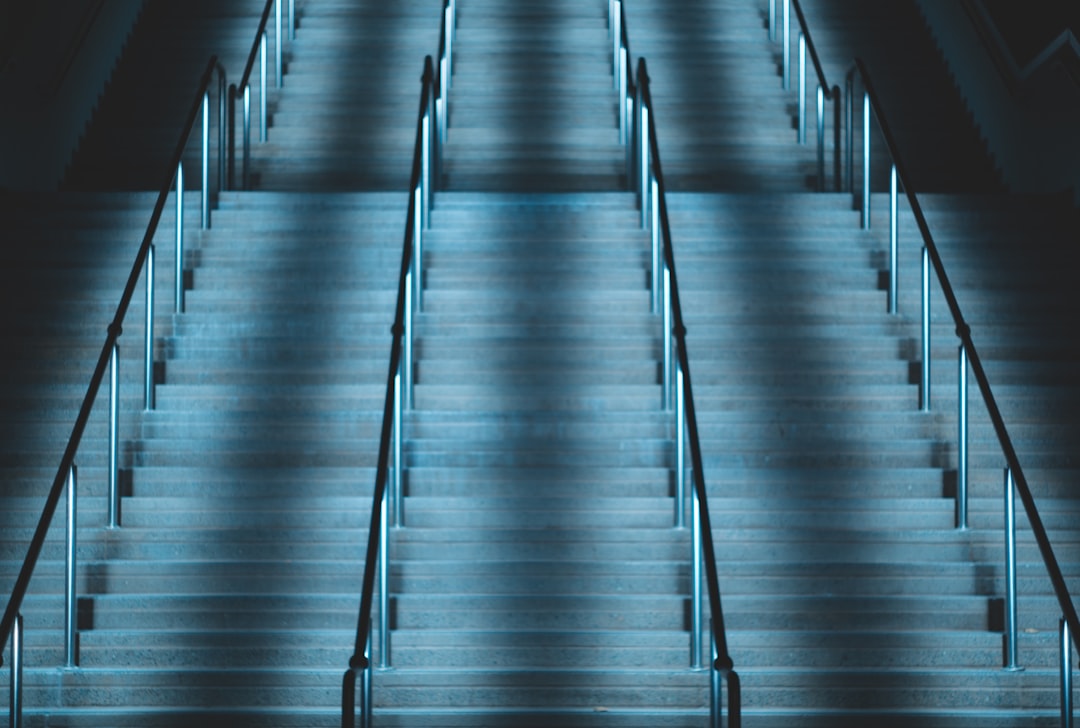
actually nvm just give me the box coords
[637,57,741,727]
[342,56,435,727]
[852,54,1080,655]
[0,54,221,666]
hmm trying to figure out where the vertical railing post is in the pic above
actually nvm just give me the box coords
[289,0,295,40]
[710,627,721,728]
[816,85,825,190]
[64,464,78,668]
[618,48,628,145]
[1004,468,1022,671]
[861,91,870,230]
[691,487,703,669]
[1063,617,1074,728]
[640,106,650,227]
[650,178,660,313]
[393,370,403,527]
[888,165,898,314]
[275,0,283,89]
[260,31,268,143]
[145,244,156,410]
[662,266,671,411]
[414,188,424,312]
[445,2,454,93]
[832,86,842,192]
[361,627,373,728]
[797,33,806,144]
[769,0,777,42]
[422,112,431,223]
[378,492,390,669]
[201,91,210,230]
[957,344,968,530]
[782,0,790,89]
[242,85,251,190]
[675,362,685,529]
[108,343,120,529]
[845,74,854,195]
[218,71,228,195]
[10,612,22,728]
[175,162,185,314]
[612,1,621,89]
[227,83,237,191]
[920,246,930,412]
[404,269,413,410]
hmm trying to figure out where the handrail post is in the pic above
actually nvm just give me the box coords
[920,246,930,411]
[832,85,842,191]
[1004,467,1022,671]
[218,70,227,196]
[612,1,622,89]
[260,31,268,143]
[782,0,790,89]
[691,486,703,668]
[444,3,454,94]
[145,244,156,410]
[201,92,210,230]
[393,370,403,528]
[175,162,185,314]
[64,465,78,668]
[422,112,431,223]
[378,492,390,669]
[651,178,660,313]
[675,362,685,529]
[1063,617,1074,728]
[640,107,650,226]
[845,73,854,194]
[227,83,237,191]
[243,85,251,190]
[888,164,898,314]
[108,343,120,529]
[275,0,283,89]
[662,266,672,411]
[816,85,825,190]
[769,0,777,42]
[710,628,721,728]
[10,613,22,728]
[797,33,806,143]
[861,91,870,230]
[404,270,413,411]
[619,47,628,145]
[957,344,968,530]
[414,188,424,312]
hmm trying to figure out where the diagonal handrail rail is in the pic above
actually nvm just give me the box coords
[852,55,1080,667]
[0,53,220,667]
[342,56,436,728]
[636,57,742,728]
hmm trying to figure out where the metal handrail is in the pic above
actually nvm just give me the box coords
[342,56,438,728]
[227,0,294,190]
[0,53,221,717]
[635,57,741,728]
[849,56,1080,721]
[770,0,842,191]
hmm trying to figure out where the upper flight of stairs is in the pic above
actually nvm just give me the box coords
[3,0,1080,726]
[442,0,626,191]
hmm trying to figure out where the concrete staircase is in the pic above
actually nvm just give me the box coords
[3,0,1080,726]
